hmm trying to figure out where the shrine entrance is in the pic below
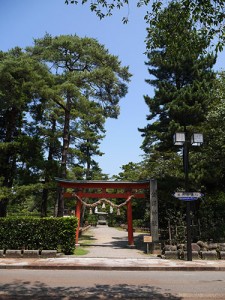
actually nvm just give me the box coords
[55,178,158,248]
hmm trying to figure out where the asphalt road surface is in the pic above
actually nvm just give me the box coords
[1,269,225,299]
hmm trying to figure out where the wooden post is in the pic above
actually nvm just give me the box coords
[75,194,82,245]
[127,196,134,246]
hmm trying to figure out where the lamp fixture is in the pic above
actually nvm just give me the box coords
[191,133,203,146]
[173,132,185,145]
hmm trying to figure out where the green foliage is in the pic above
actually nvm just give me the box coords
[27,33,131,216]
[86,214,98,226]
[0,34,129,217]
[199,73,225,190]
[132,216,149,229]
[141,2,216,152]
[132,219,143,228]
[0,217,78,254]
[65,0,137,22]
[108,207,127,227]
[198,192,225,241]
[0,48,51,216]
[138,2,218,200]
[112,162,145,181]
[164,208,186,244]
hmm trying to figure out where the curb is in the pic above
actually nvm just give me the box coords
[0,259,225,272]
[1,265,225,271]
[2,256,225,271]
[15,266,225,271]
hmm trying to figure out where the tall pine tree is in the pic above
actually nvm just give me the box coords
[27,34,131,216]
[138,2,218,234]
[140,2,216,155]
[0,48,51,216]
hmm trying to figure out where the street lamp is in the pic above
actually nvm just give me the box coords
[173,132,203,261]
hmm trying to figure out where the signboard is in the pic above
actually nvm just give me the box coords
[173,192,203,201]
[143,236,152,243]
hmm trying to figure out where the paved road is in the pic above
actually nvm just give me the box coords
[79,225,149,258]
[1,269,225,299]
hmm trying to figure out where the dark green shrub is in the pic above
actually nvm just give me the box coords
[0,216,78,254]
[86,214,98,226]
[198,193,225,241]
[133,219,145,228]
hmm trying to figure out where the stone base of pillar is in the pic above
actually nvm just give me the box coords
[128,244,135,249]
[149,242,161,255]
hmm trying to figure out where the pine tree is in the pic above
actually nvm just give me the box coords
[140,2,217,154]
[0,48,50,216]
[27,34,131,216]
[72,100,106,180]
[138,2,218,236]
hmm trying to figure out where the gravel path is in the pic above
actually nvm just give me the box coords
[79,225,149,258]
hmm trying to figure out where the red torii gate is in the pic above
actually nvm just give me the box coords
[55,178,150,246]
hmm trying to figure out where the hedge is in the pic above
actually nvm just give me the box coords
[0,216,78,254]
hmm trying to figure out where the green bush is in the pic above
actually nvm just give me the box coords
[133,219,145,228]
[198,192,225,241]
[0,216,78,254]
[86,214,98,226]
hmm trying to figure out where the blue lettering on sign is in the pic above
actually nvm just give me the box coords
[177,197,198,201]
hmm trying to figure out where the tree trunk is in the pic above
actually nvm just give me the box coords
[41,117,57,217]
[41,188,48,217]
[80,142,91,226]
[0,107,19,217]
[0,199,8,217]
[57,95,71,217]
[168,220,172,245]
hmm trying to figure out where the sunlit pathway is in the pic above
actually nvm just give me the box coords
[79,225,150,258]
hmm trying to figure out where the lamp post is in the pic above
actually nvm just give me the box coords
[173,132,203,261]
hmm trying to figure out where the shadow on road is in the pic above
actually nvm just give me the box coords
[0,280,182,299]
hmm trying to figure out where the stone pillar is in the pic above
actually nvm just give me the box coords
[150,179,161,254]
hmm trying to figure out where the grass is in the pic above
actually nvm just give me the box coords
[79,233,96,245]
[74,247,89,256]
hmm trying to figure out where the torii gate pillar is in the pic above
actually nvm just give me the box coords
[75,193,82,245]
[127,195,134,246]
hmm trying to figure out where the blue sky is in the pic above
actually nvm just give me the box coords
[1,0,224,177]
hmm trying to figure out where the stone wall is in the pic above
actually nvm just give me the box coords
[162,241,225,260]
[0,249,58,258]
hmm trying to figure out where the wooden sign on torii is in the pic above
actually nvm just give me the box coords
[55,178,158,248]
